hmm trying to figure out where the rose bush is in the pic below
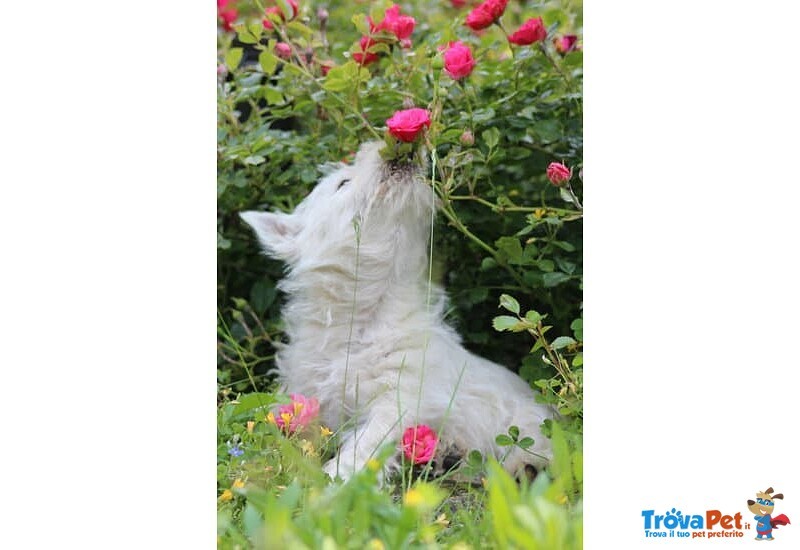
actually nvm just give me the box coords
[218,0,582,396]
[218,0,583,542]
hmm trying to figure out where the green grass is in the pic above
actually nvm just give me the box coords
[217,392,582,549]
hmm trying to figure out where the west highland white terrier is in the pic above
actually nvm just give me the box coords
[241,141,553,481]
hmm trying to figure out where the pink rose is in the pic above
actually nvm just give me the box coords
[353,36,380,66]
[508,17,547,46]
[443,40,476,80]
[555,34,579,54]
[369,4,416,41]
[464,6,494,30]
[480,0,508,20]
[386,108,431,142]
[402,425,438,464]
[217,0,237,32]
[274,42,292,60]
[547,162,572,186]
[274,393,320,433]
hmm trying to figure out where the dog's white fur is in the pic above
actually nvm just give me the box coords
[241,141,553,480]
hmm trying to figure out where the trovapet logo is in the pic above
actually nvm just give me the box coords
[641,486,791,541]
[745,487,791,541]
[641,508,745,539]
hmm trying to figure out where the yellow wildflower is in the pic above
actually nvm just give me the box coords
[320,425,333,437]
[404,488,423,507]
[219,489,233,502]
[266,412,276,425]
[232,479,245,489]
[366,458,381,472]
[366,539,385,550]
[246,420,255,433]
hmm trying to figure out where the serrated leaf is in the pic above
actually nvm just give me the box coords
[225,48,243,71]
[495,434,514,447]
[498,294,520,315]
[259,50,278,75]
[492,315,520,332]
[551,336,577,350]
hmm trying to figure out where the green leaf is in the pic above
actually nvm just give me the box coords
[243,155,266,165]
[351,13,370,35]
[259,50,278,75]
[482,127,500,150]
[498,294,520,315]
[495,236,523,264]
[481,257,497,271]
[492,315,521,332]
[543,272,571,287]
[518,437,535,449]
[286,21,314,37]
[232,393,278,416]
[225,48,243,71]
[571,318,583,340]
[495,434,514,447]
[551,336,577,350]
[525,310,542,324]
[572,353,583,367]
[250,279,277,315]
[507,425,519,440]
[263,87,284,105]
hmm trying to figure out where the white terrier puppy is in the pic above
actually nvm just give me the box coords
[241,141,553,481]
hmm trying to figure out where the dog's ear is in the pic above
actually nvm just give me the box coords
[239,211,300,260]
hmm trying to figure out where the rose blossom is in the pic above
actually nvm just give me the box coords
[464,6,494,30]
[217,0,237,32]
[353,36,380,66]
[508,17,547,46]
[554,34,579,54]
[262,0,298,30]
[273,393,320,433]
[402,425,438,464]
[480,0,508,20]
[443,41,476,80]
[546,162,572,186]
[369,4,416,41]
[386,108,431,142]
[274,42,292,60]
[465,0,508,30]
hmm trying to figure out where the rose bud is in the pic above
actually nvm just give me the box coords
[508,17,547,46]
[546,162,572,186]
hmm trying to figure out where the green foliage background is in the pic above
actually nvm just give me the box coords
[218,0,583,399]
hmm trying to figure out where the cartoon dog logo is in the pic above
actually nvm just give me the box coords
[747,487,791,541]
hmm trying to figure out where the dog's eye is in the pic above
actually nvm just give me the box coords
[336,178,350,191]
